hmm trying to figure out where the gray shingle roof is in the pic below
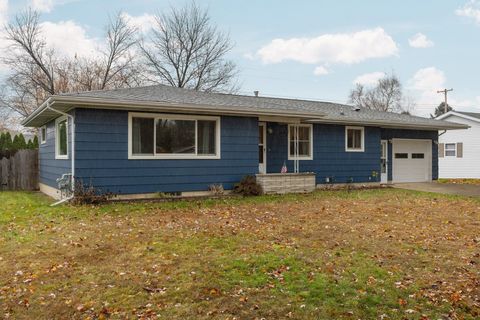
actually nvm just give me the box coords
[23,84,468,130]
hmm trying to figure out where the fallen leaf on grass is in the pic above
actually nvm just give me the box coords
[143,286,167,294]
[209,288,220,296]
[398,298,407,306]
[450,291,462,303]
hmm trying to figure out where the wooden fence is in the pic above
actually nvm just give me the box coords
[0,150,39,191]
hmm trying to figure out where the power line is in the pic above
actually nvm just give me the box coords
[236,74,474,111]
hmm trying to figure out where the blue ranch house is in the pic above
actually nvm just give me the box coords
[22,85,466,199]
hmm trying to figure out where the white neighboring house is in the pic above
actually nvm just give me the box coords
[436,111,480,178]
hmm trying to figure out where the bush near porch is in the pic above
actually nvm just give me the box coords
[0,189,479,319]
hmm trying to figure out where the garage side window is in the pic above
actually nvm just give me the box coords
[345,126,364,152]
[55,116,68,159]
[445,143,456,157]
[40,126,47,144]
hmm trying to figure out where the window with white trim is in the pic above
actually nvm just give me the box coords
[345,126,364,152]
[40,126,47,144]
[445,143,456,157]
[129,113,220,159]
[55,116,68,159]
[288,124,313,160]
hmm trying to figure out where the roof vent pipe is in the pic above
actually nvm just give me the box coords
[254,90,259,97]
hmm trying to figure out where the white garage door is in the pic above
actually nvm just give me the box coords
[392,139,432,183]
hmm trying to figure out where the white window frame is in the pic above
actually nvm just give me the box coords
[40,126,47,144]
[128,112,221,160]
[345,126,365,152]
[445,143,456,157]
[287,124,313,160]
[55,116,69,160]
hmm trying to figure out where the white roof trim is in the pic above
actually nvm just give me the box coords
[436,111,480,123]
[305,118,466,130]
[22,95,469,131]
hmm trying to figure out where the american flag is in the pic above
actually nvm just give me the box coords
[281,161,287,173]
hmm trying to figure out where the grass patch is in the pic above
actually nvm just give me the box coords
[438,178,480,185]
[0,189,479,319]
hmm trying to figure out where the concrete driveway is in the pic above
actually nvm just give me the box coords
[393,182,480,197]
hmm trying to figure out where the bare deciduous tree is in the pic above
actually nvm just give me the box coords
[4,10,56,96]
[349,73,404,113]
[0,90,12,130]
[101,12,139,89]
[140,2,238,92]
[349,83,366,110]
[1,3,239,123]
[1,9,141,118]
[401,95,416,115]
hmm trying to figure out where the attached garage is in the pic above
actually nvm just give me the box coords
[392,139,432,183]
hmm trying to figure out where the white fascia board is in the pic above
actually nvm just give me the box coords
[436,111,480,123]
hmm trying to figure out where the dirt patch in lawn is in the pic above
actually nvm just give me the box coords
[0,189,479,319]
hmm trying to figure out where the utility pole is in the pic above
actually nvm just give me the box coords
[437,88,453,114]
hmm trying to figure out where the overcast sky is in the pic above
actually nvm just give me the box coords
[2,0,480,116]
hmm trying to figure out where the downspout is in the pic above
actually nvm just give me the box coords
[45,102,75,206]
[438,130,447,137]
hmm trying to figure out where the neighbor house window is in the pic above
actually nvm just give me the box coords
[40,126,47,144]
[445,143,456,157]
[345,126,364,152]
[129,113,220,159]
[55,116,68,159]
[288,124,313,160]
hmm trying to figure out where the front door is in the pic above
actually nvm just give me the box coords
[258,123,266,174]
[381,140,388,183]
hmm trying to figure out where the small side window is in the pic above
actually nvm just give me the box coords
[55,116,68,159]
[395,153,408,159]
[40,126,47,144]
[345,126,364,152]
[445,143,456,157]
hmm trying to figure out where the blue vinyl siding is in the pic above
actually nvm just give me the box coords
[38,108,440,194]
[39,114,72,188]
[380,129,438,181]
[266,123,381,184]
[74,108,259,194]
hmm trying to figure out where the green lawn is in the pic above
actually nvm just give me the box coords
[0,189,479,319]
